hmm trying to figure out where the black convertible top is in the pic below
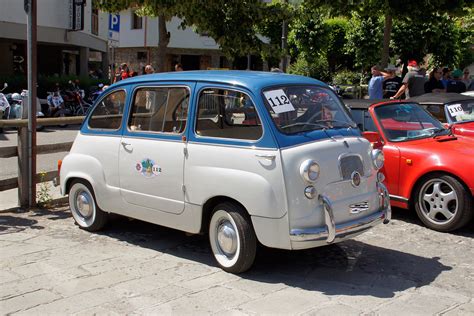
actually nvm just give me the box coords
[408,93,474,104]
[344,99,392,109]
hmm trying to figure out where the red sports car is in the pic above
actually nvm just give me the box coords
[347,99,474,232]
[409,93,474,137]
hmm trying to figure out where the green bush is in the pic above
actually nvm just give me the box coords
[332,69,363,85]
[287,55,331,83]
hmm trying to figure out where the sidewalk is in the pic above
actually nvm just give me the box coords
[1,204,473,314]
[0,181,63,211]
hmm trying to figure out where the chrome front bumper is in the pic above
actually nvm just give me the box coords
[290,182,391,243]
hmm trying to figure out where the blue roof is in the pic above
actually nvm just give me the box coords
[111,70,327,91]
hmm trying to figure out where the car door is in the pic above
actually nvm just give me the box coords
[118,83,194,214]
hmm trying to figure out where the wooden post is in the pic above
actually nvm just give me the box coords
[17,127,29,207]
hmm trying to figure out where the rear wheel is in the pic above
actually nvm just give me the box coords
[209,202,257,273]
[414,174,472,232]
[69,180,108,231]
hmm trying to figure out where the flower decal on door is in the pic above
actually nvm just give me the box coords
[136,158,162,178]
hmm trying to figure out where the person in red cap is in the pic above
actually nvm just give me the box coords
[391,60,427,99]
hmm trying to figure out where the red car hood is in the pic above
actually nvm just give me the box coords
[399,134,474,156]
[451,121,474,137]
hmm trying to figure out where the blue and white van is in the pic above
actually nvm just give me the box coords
[59,71,390,273]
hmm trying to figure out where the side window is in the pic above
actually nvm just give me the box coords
[88,90,125,130]
[196,88,262,140]
[128,87,189,134]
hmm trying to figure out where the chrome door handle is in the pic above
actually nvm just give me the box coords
[121,141,131,148]
[255,154,276,161]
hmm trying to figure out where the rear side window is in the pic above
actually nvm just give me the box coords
[88,90,125,130]
[195,88,262,140]
[128,87,189,134]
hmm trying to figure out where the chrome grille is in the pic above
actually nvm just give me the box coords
[340,155,364,180]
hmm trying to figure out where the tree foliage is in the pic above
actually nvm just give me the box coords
[96,0,289,65]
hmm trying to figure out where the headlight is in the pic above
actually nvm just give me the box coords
[371,149,384,170]
[300,160,320,182]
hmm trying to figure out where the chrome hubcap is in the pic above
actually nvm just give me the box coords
[76,192,92,218]
[217,221,237,257]
[420,180,458,223]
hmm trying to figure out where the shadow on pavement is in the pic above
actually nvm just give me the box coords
[391,207,474,238]
[0,214,44,233]
[98,216,451,298]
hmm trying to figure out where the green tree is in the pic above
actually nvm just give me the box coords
[305,0,471,67]
[96,0,288,71]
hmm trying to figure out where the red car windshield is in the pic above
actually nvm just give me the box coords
[374,102,447,142]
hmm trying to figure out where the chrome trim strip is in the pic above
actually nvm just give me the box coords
[186,141,277,151]
[290,209,386,242]
[319,195,336,243]
[389,194,409,203]
[378,182,392,223]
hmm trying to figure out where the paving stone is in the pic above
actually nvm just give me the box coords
[443,300,474,316]
[239,287,330,315]
[302,302,362,315]
[1,289,61,314]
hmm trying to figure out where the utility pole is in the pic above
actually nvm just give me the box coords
[280,0,288,72]
[24,0,37,208]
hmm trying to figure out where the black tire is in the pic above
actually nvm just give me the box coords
[68,180,108,232]
[414,174,473,232]
[208,202,257,273]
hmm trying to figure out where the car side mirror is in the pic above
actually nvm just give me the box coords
[3,83,7,89]
[443,123,450,129]
[362,131,384,149]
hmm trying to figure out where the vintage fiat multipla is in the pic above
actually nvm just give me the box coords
[59,71,390,273]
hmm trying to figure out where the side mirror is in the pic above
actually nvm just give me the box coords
[3,83,8,89]
[443,123,450,129]
[362,131,384,149]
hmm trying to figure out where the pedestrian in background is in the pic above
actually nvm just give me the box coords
[144,65,154,74]
[175,63,183,71]
[113,66,122,83]
[462,68,472,90]
[368,65,389,99]
[441,67,451,88]
[424,67,445,93]
[382,64,402,98]
[391,60,426,99]
[120,63,130,80]
[446,69,467,93]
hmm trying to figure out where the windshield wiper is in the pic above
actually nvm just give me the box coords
[281,122,328,131]
[314,119,356,128]
[431,127,451,137]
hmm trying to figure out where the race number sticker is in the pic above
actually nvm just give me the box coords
[447,103,464,117]
[263,89,295,114]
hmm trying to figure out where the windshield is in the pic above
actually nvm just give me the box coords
[374,102,448,142]
[446,100,474,123]
[262,85,355,134]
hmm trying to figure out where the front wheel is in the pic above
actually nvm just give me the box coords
[414,174,472,232]
[69,180,108,232]
[209,202,257,273]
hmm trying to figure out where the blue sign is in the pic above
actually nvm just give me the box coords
[109,14,120,32]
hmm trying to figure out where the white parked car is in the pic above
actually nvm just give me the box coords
[58,71,391,273]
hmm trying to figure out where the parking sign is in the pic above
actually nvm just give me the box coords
[109,14,120,32]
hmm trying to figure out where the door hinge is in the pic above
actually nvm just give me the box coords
[182,184,186,192]
[183,148,188,157]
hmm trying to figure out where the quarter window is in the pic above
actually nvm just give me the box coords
[128,87,189,134]
[88,90,125,130]
[196,88,262,140]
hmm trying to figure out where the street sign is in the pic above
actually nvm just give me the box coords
[108,14,120,42]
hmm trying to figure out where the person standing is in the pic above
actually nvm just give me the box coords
[368,65,390,99]
[382,65,402,98]
[441,67,451,88]
[446,69,467,93]
[120,63,130,80]
[462,68,471,90]
[424,67,445,93]
[144,64,154,74]
[391,60,426,99]
[175,63,183,71]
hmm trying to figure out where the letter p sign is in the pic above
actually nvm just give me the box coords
[109,14,120,32]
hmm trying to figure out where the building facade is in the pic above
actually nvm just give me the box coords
[0,0,109,77]
[110,11,227,74]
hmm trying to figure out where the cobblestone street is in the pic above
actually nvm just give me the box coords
[1,206,473,315]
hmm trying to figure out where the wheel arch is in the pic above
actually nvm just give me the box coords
[409,170,471,209]
[200,195,249,234]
